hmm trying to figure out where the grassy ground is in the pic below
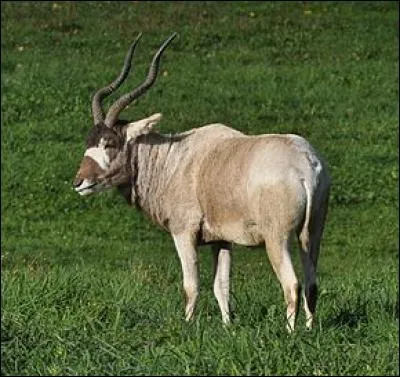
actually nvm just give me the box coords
[1,1,399,375]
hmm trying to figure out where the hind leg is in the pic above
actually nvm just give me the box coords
[265,233,300,333]
[298,191,329,329]
[212,242,232,324]
[298,245,317,330]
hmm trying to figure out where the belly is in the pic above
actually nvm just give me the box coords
[200,217,265,246]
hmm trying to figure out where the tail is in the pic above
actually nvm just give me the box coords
[299,178,313,252]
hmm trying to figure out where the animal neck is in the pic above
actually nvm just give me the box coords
[133,132,184,228]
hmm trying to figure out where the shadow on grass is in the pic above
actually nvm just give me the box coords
[325,295,399,329]
[327,306,369,329]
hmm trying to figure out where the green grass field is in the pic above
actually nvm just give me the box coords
[1,1,398,375]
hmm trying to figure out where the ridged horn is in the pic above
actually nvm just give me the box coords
[104,32,178,128]
[91,33,142,126]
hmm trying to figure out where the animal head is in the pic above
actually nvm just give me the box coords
[73,33,176,196]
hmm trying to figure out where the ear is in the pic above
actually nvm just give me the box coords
[126,113,162,141]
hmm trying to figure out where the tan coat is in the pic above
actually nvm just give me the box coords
[74,115,330,330]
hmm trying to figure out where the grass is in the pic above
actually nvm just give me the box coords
[1,1,399,375]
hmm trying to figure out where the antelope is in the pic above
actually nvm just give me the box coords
[73,32,330,332]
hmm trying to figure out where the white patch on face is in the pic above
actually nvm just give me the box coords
[75,178,106,196]
[76,179,97,196]
[84,138,110,170]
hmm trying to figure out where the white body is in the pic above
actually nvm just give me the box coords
[75,116,331,331]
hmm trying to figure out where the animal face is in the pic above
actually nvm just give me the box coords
[73,124,124,195]
[73,114,162,195]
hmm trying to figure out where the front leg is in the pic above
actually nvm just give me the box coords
[172,232,199,321]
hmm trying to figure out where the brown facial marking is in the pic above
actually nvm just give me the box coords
[75,156,105,181]
[86,122,125,149]
[86,123,110,147]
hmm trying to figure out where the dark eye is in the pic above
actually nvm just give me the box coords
[104,143,116,149]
